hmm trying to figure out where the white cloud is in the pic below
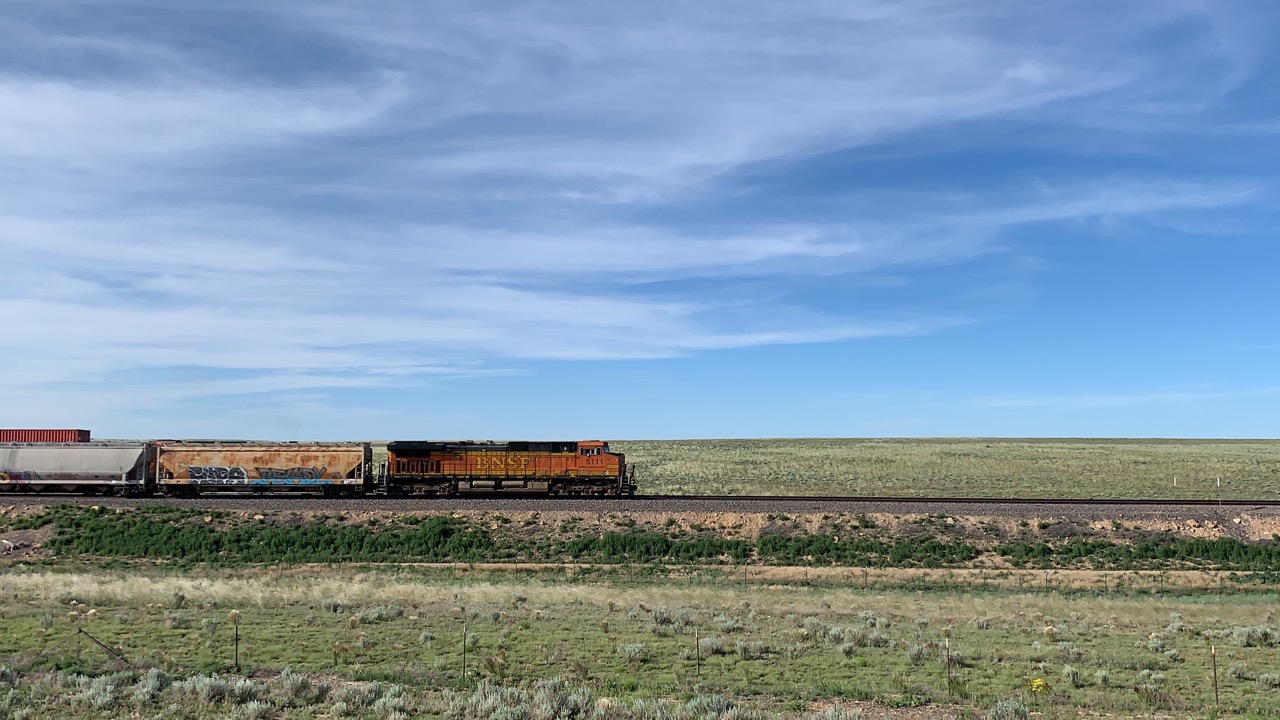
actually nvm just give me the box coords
[0,76,405,160]
[0,0,1271,432]
[312,1,1140,196]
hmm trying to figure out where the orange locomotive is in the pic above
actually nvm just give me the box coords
[385,440,635,496]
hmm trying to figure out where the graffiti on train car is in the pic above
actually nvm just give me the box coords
[186,466,330,484]
[188,466,248,481]
[0,471,27,483]
[258,467,328,481]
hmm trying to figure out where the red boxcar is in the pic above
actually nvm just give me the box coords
[0,429,91,443]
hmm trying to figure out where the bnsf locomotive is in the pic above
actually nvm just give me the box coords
[0,431,636,497]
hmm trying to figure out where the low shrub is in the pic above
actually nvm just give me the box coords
[986,699,1029,720]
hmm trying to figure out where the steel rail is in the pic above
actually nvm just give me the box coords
[632,495,1280,506]
[2,493,1278,507]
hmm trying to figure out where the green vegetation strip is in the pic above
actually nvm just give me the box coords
[12,506,1280,573]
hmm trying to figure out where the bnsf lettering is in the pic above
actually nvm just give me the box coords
[474,456,532,471]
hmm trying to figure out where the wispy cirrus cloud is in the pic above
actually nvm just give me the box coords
[0,0,1274,435]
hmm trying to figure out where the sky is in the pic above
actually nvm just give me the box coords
[2,0,1278,440]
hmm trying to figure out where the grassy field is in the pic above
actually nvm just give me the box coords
[4,506,1280,717]
[2,568,1280,718]
[615,438,1280,499]
[5,462,1280,718]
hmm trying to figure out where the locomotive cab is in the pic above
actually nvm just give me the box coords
[577,440,635,496]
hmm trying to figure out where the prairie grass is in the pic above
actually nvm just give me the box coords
[615,438,1280,499]
[3,567,1280,717]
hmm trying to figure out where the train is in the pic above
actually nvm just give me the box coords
[0,435,636,497]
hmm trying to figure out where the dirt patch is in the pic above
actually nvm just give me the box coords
[427,507,1280,547]
[811,699,964,720]
[0,525,55,560]
[0,504,46,521]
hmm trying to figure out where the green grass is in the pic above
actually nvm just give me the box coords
[3,567,1280,718]
[9,503,1280,718]
[18,506,1280,574]
[36,506,495,564]
[615,438,1280,499]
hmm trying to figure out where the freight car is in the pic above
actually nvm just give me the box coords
[154,441,370,497]
[0,442,151,495]
[385,440,635,496]
[0,429,90,443]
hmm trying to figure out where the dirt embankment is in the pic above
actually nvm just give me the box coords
[5,501,1280,566]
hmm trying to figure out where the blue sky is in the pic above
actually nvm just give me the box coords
[2,1,1278,440]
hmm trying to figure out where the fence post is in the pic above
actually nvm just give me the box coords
[1212,645,1219,709]
[228,610,241,672]
[944,636,953,696]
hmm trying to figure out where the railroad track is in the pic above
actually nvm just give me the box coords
[2,494,1277,513]
[641,495,1280,507]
